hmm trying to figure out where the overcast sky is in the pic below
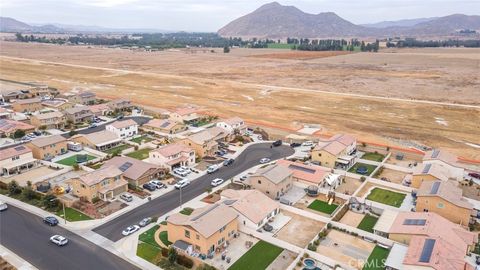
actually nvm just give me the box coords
[1,0,479,32]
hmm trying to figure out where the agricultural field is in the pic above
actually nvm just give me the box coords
[1,41,479,160]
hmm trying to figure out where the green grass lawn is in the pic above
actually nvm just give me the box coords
[307,200,339,215]
[357,214,379,233]
[366,188,406,208]
[267,43,296,49]
[228,241,284,270]
[348,163,378,176]
[56,207,93,221]
[363,246,390,270]
[139,225,160,248]
[362,152,386,162]
[126,148,152,160]
[180,207,194,216]
[159,231,172,247]
[130,135,154,144]
[137,242,161,264]
[55,154,96,166]
[103,144,132,154]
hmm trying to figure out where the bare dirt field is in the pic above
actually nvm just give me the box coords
[376,168,407,184]
[336,177,362,195]
[339,211,365,228]
[276,210,325,248]
[1,41,479,159]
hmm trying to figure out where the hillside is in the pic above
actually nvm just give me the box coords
[0,17,31,32]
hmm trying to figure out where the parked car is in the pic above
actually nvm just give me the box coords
[88,123,97,129]
[174,179,190,189]
[150,180,167,189]
[43,216,59,226]
[173,168,188,177]
[139,217,152,227]
[116,115,124,120]
[302,141,314,147]
[179,166,192,174]
[211,178,224,187]
[206,165,219,174]
[272,140,282,147]
[120,193,133,202]
[122,225,140,236]
[469,172,480,180]
[259,158,271,164]
[263,223,273,232]
[216,150,227,156]
[290,142,301,148]
[223,158,234,166]
[142,183,156,192]
[50,235,68,246]
[33,131,42,136]
[0,201,7,211]
[239,175,248,181]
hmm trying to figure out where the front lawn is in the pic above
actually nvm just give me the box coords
[159,231,172,247]
[180,207,194,216]
[228,241,283,270]
[348,163,377,175]
[137,242,161,264]
[366,188,406,208]
[103,144,132,155]
[126,148,152,160]
[362,152,386,162]
[357,214,379,233]
[139,225,160,248]
[55,154,96,166]
[363,246,390,270]
[130,135,154,144]
[307,199,339,215]
[56,207,93,221]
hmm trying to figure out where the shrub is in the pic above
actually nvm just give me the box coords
[360,176,366,182]
[176,254,194,269]
[168,247,177,264]
[160,220,167,225]
[161,247,168,257]
[7,180,21,195]
[327,223,332,229]
[307,243,316,251]
[151,216,159,223]
[92,197,100,204]
[197,264,217,270]
[134,145,139,150]
[43,194,59,209]
[69,130,78,136]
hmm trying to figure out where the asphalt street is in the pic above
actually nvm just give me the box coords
[93,143,294,241]
[0,205,140,270]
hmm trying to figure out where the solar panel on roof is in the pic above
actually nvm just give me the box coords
[430,182,440,194]
[403,219,426,226]
[14,146,26,151]
[431,149,440,158]
[422,163,432,174]
[416,219,426,225]
[403,219,414,225]
[160,121,170,128]
[419,239,436,263]
[288,164,316,174]
[119,162,133,172]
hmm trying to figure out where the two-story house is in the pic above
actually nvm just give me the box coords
[311,134,357,169]
[142,119,186,134]
[69,166,127,202]
[64,107,94,124]
[103,156,165,186]
[148,143,195,171]
[107,99,133,111]
[0,145,38,177]
[216,117,247,135]
[61,91,96,105]
[248,164,293,199]
[30,111,66,129]
[0,119,35,137]
[12,98,43,113]
[26,135,68,160]
[422,149,465,180]
[180,127,228,158]
[105,119,138,138]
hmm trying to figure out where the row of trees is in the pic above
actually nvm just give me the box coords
[387,38,480,48]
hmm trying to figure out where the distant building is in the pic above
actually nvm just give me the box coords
[88,103,112,116]
[423,149,465,180]
[0,145,38,177]
[69,166,127,202]
[148,143,195,171]
[216,117,247,135]
[103,156,164,186]
[170,107,202,124]
[142,119,186,134]
[60,91,96,105]
[411,163,452,188]
[64,106,94,124]
[26,135,68,160]
[30,111,66,129]
[311,134,356,169]
[41,98,73,111]
[107,99,133,111]
[180,127,228,158]
[0,80,51,102]
[12,98,43,113]
[105,119,138,138]
[71,130,121,151]
[0,119,35,137]
[249,164,293,199]
[276,159,330,186]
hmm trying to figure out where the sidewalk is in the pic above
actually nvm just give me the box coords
[0,245,37,270]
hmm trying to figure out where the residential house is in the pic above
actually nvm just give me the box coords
[167,203,238,255]
[0,108,13,120]
[0,145,38,177]
[88,103,112,116]
[26,135,68,160]
[41,98,73,111]
[0,80,52,102]
[221,189,280,230]
[248,164,293,199]
[107,99,133,111]
[416,181,473,226]
[411,163,452,188]
[142,119,186,134]
[103,156,165,186]
[380,212,477,270]
[0,119,35,137]
[148,143,195,171]
[69,166,127,202]
[170,107,202,124]
[216,117,247,135]
[180,127,228,158]
[106,119,138,138]
[423,149,465,180]
[30,111,66,129]
[64,106,94,124]
[71,130,122,151]
[12,98,43,113]
[61,91,96,105]
[276,159,330,186]
[311,134,357,169]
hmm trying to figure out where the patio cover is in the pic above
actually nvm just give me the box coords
[373,209,399,234]
[3,157,37,169]
[384,243,408,270]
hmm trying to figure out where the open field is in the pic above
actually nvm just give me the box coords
[1,42,479,159]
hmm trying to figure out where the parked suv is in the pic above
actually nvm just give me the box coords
[43,216,59,226]
[174,179,190,189]
[223,158,234,166]
[272,140,282,147]
[142,183,156,192]
[150,180,166,189]
[120,193,133,202]
[206,165,219,174]
[211,178,224,187]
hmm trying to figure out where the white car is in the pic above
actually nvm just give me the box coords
[211,178,224,187]
[122,225,140,236]
[150,180,166,189]
[259,158,271,164]
[120,193,133,202]
[0,201,7,211]
[239,175,248,181]
[173,168,188,177]
[50,235,68,246]
[180,166,192,174]
[174,179,190,189]
[302,141,314,147]
[206,165,219,174]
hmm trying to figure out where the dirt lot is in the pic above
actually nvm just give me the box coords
[339,211,365,227]
[460,182,480,201]
[1,42,479,159]
[376,168,407,184]
[336,177,362,195]
[276,210,326,248]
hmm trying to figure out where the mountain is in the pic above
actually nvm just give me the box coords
[218,2,480,38]
[0,17,31,32]
[218,2,372,38]
[361,17,437,28]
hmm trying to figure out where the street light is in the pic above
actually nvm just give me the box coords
[51,198,67,224]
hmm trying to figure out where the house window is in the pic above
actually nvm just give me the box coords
[219,225,226,233]
[217,237,225,245]
[184,230,190,238]
[196,234,200,240]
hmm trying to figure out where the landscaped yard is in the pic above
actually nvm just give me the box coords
[103,144,132,154]
[159,231,172,247]
[56,207,93,221]
[228,241,283,270]
[130,135,154,144]
[361,152,386,162]
[139,225,160,248]
[126,148,152,160]
[357,214,379,233]
[307,200,338,215]
[137,242,161,264]
[366,188,406,208]
[55,154,96,166]
[348,163,378,176]
[180,207,194,216]
[363,246,390,270]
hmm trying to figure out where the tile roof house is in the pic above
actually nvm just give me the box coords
[61,91,96,105]
[167,203,238,255]
[0,119,35,137]
[276,159,330,186]
[170,107,203,124]
[221,189,280,230]
[64,106,94,124]
[69,166,127,202]
[148,143,195,170]
[216,117,247,135]
[26,135,68,160]
[106,119,138,138]
[41,98,73,111]
[422,149,465,180]
[88,103,112,116]
[12,98,43,113]
[71,130,122,151]
[142,119,186,134]
[30,111,66,129]
[180,127,228,158]
[416,181,473,226]
[107,99,132,111]
[311,134,357,169]
[0,145,38,177]
[248,164,293,199]
[411,163,452,188]
[102,156,165,186]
